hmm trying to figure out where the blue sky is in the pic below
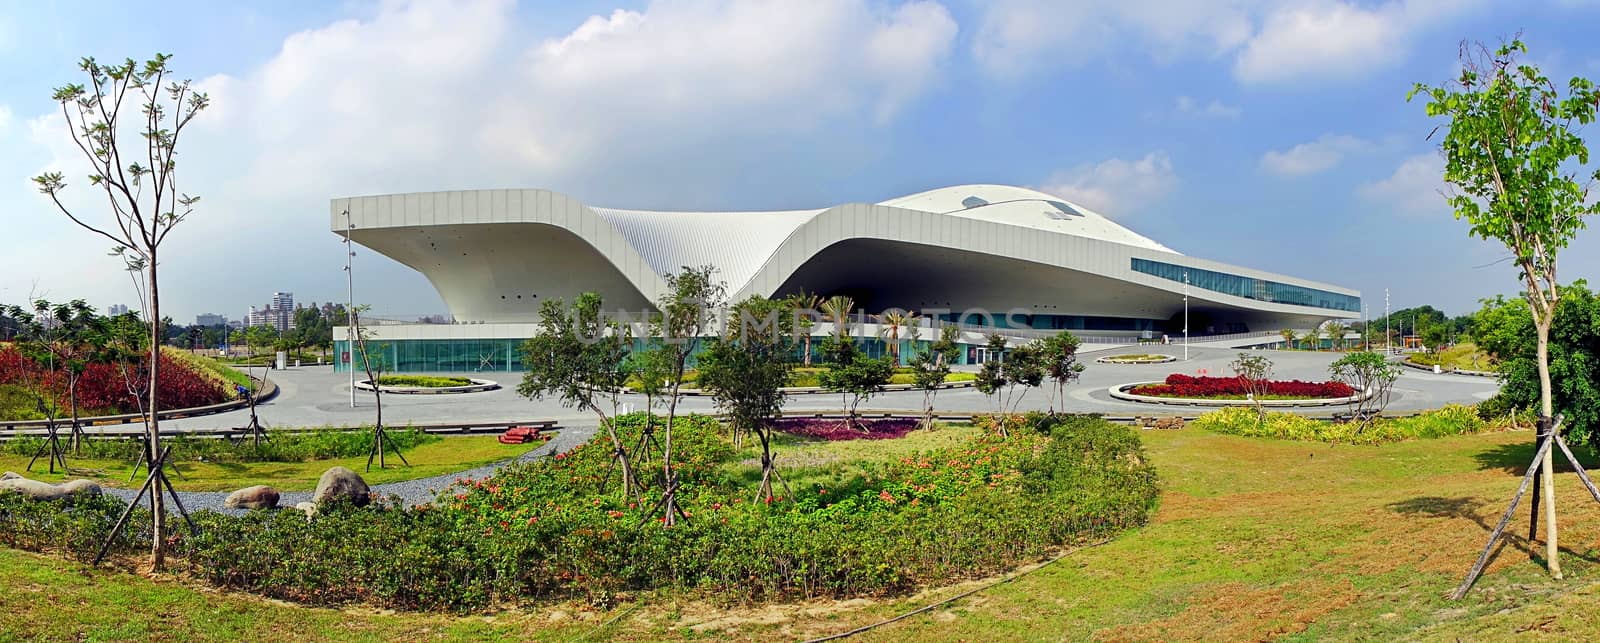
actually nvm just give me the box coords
[3,0,1600,324]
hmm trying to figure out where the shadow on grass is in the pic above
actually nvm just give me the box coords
[1471,438,1600,475]
[1387,495,1600,594]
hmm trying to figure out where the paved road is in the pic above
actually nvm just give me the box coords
[102,346,1498,513]
[157,346,1498,432]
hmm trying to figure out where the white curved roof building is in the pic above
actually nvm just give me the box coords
[330,185,1357,369]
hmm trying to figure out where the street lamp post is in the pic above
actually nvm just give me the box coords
[1384,289,1391,355]
[343,209,356,409]
[1183,272,1190,361]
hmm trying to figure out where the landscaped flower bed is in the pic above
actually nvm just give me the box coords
[1096,353,1176,364]
[773,416,921,441]
[1130,374,1354,400]
[0,345,235,420]
[374,375,474,388]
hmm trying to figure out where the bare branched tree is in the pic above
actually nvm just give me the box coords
[32,54,209,571]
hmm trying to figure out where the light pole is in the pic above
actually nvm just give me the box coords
[343,208,356,408]
[1384,289,1390,355]
[1183,272,1190,361]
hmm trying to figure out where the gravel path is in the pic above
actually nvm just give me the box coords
[102,425,598,514]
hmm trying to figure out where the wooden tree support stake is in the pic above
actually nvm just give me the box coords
[93,445,199,566]
[1452,417,1598,600]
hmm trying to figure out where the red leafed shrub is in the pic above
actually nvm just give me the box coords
[1131,373,1354,399]
[0,346,228,414]
[774,417,922,441]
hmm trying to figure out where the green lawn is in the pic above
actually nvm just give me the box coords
[0,435,540,492]
[12,427,1600,640]
[722,424,982,489]
[1409,342,1499,372]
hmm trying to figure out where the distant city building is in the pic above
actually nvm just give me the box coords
[195,313,226,327]
[272,292,295,330]
[245,292,297,332]
[107,304,129,316]
[416,314,453,324]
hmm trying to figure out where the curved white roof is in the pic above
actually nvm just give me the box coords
[587,184,1173,291]
[876,184,1176,253]
[591,207,825,294]
[333,185,1357,325]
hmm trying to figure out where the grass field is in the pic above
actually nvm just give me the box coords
[11,427,1600,640]
[0,435,539,492]
[1409,342,1498,372]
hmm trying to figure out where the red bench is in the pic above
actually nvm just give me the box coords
[497,426,551,445]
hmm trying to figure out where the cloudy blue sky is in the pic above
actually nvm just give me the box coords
[3,0,1599,323]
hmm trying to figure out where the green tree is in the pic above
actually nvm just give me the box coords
[1038,331,1085,413]
[698,296,794,501]
[1411,39,1600,577]
[1229,353,1274,421]
[1328,351,1401,430]
[519,293,639,501]
[820,295,855,336]
[1421,324,1449,352]
[1323,322,1349,351]
[999,341,1046,414]
[651,265,725,525]
[1279,328,1296,349]
[1,299,107,463]
[975,333,1008,415]
[819,334,893,431]
[786,290,824,367]
[877,309,920,364]
[31,54,209,569]
[1474,286,1600,447]
[908,325,960,429]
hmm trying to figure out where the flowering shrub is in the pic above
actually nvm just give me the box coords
[0,345,232,418]
[30,412,1160,611]
[1131,373,1354,399]
[1192,404,1493,445]
[774,417,921,441]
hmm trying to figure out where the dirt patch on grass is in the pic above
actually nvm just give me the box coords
[1093,578,1362,642]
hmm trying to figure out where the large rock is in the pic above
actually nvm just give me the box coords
[312,466,370,507]
[294,501,318,518]
[0,478,66,501]
[59,479,102,497]
[224,485,280,510]
[0,471,21,481]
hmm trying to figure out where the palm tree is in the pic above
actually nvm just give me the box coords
[1323,322,1348,351]
[1300,329,1320,351]
[878,310,920,364]
[786,290,823,366]
[820,295,855,337]
[1279,328,1296,350]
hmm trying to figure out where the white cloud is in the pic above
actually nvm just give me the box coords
[973,0,1253,78]
[1234,0,1478,84]
[1035,152,1176,217]
[1260,134,1371,176]
[491,0,958,171]
[1175,95,1241,118]
[1358,153,1451,214]
[9,0,961,318]
[973,0,1479,84]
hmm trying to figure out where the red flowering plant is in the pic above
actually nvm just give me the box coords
[1131,373,1353,400]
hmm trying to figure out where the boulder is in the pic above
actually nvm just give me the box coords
[294,501,318,518]
[59,479,102,497]
[312,466,370,507]
[0,478,66,501]
[224,485,280,510]
[0,471,21,481]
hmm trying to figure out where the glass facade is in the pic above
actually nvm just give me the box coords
[337,335,912,373]
[1131,258,1360,313]
[335,339,527,373]
[936,312,1160,332]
